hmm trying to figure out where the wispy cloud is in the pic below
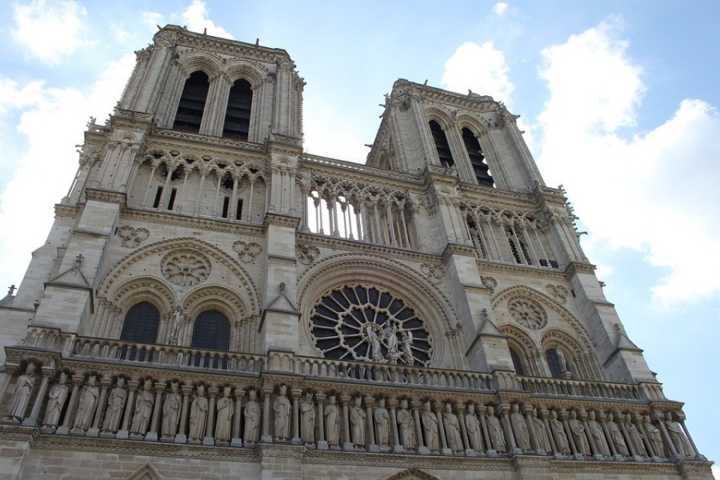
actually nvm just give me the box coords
[182,0,234,38]
[493,2,509,16]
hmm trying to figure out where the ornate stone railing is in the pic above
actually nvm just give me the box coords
[517,375,645,401]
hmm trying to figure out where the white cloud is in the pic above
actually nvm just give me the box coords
[0,55,135,290]
[303,93,367,163]
[493,2,509,15]
[11,0,87,64]
[442,41,515,106]
[535,20,720,306]
[182,0,234,38]
[712,465,720,480]
[142,11,165,30]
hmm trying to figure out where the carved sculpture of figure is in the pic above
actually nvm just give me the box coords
[273,385,291,441]
[531,410,551,452]
[486,406,506,452]
[43,372,69,429]
[588,411,610,456]
[161,381,181,439]
[130,379,154,435]
[365,324,384,362]
[244,389,261,443]
[421,401,439,450]
[73,375,99,431]
[374,398,390,447]
[465,404,483,451]
[397,399,416,449]
[401,330,414,365]
[383,323,400,364]
[556,349,570,377]
[568,411,590,455]
[510,404,531,450]
[627,414,648,456]
[607,412,629,456]
[349,396,366,446]
[9,363,36,421]
[189,384,208,442]
[324,395,340,447]
[550,410,571,454]
[215,386,233,443]
[102,377,127,433]
[168,305,184,345]
[644,415,665,457]
[665,412,694,457]
[443,403,463,451]
[300,392,316,444]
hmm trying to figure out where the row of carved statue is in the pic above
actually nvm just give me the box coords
[3,364,700,460]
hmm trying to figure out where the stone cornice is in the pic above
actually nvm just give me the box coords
[296,232,441,264]
[264,212,300,229]
[301,154,423,188]
[476,259,567,280]
[393,79,503,112]
[85,188,127,206]
[121,207,265,237]
[150,128,267,156]
[564,261,597,277]
[55,204,80,218]
[111,109,154,129]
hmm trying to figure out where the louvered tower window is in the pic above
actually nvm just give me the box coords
[429,120,454,168]
[462,128,494,187]
[223,79,253,140]
[191,310,230,351]
[120,302,160,344]
[173,71,210,133]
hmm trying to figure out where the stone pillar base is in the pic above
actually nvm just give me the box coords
[368,444,380,452]
[174,433,186,443]
[261,435,273,443]
[115,430,129,439]
[442,447,452,455]
[202,436,215,446]
[145,432,158,441]
[465,448,478,456]
[231,437,243,447]
[317,441,328,450]
[70,428,85,436]
[418,446,430,455]
[393,445,404,453]
[342,442,354,451]
[86,427,100,437]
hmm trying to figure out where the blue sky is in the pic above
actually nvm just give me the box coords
[0,0,718,470]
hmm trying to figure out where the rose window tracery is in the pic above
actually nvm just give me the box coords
[160,250,211,287]
[310,285,432,366]
[508,297,547,330]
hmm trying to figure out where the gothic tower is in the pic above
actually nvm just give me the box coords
[0,25,711,480]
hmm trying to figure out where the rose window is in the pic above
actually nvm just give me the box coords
[508,298,547,330]
[160,250,211,287]
[310,285,432,366]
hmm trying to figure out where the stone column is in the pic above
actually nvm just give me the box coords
[203,386,217,446]
[175,383,192,444]
[365,396,377,452]
[231,388,244,447]
[116,379,138,440]
[261,386,273,443]
[86,375,111,436]
[145,381,165,441]
[23,369,51,427]
[499,403,519,454]
[316,392,328,450]
[412,399,428,455]
[291,388,302,444]
[341,394,353,451]
[434,400,451,455]
[56,374,82,435]
[389,398,402,453]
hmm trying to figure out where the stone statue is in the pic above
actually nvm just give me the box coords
[397,399,416,449]
[421,402,439,450]
[373,398,390,447]
[9,363,36,421]
[365,324,384,362]
[486,406,506,452]
[72,375,99,431]
[443,403,463,451]
[644,415,665,457]
[43,372,69,429]
[102,377,127,433]
[531,410,551,453]
[627,414,648,457]
[273,385,291,441]
[161,381,181,438]
[568,411,590,455]
[349,396,366,446]
[401,330,414,365]
[383,323,400,364]
[215,386,233,443]
[606,412,629,456]
[300,392,316,444]
[324,395,340,447]
[130,379,154,435]
[550,410,571,455]
[244,389,261,443]
[510,404,531,450]
[665,412,693,457]
[588,411,610,456]
[189,384,208,442]
[465,404,483,451]
[168,304,184,345]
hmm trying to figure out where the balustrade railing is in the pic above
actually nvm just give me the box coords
[517,375,644,401]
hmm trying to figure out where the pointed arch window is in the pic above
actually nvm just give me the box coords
[509,347,527,376]
[191,310,230,351]
[173,71,210,133]
[462,128,494,187]
[429,120,454,168]
[120,302,160,344]
[546,347,573,379]
[223,79,253,140]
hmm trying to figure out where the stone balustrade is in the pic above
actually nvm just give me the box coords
[517,375,645,401]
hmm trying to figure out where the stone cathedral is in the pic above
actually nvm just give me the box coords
[0,25,712,480]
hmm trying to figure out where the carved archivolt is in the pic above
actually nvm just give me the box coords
[385,470,440,480]
[500,325,543,377]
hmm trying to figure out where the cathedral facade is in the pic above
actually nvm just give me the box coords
[0,25,712,480]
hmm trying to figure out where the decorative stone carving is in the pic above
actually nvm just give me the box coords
[397,399,416,449]
[273,385,291,441]
[72,375,99,432]
[644,415,665,458]
[42,372,69,429]
[8,363,36,422]
[421,402,439,450]
[531,410,551,453]
[161,381,181,439]
[550,410,571,454]
[480,276,498,293]
[443,403,463,452]
[508,297,547,330]
[546,284,570,303]
[102,377,127,433]
[510,404,531,450]
[324,395,340,447]
[604,412,627,456]
[300,392,315,444]
[297,243,320,266]
[161,250,211,287]
[374,398,391,448]
[627,413,648,457]
[232,240,263,263]
[243,389,261,443]
[189,385,208,442]
[486,406,506,452]
[665,412,693,457]
[420,263,445,284]
[568,410,590,455]
[588,411,610,456]
[117,226,150,248]
[130,379,154,436]
[215,386,233,443]
[465,404,483,451]
[349,396,366,447]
